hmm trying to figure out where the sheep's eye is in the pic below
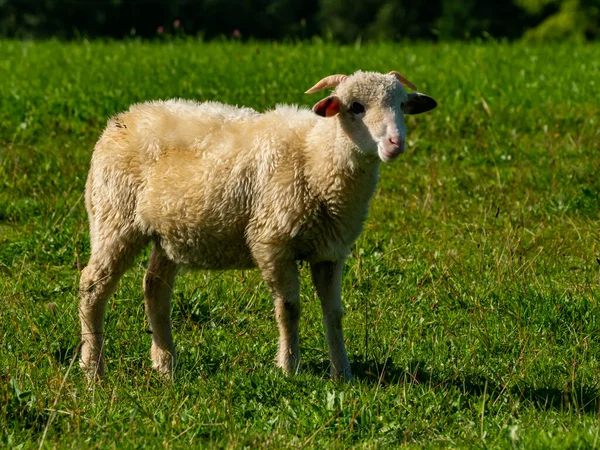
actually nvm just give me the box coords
[350,102,365,114]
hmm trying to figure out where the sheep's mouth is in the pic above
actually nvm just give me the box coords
[378,145,404,162]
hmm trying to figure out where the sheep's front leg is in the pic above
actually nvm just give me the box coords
[259,258,301,375]
[144,246,178,378]
[310,259,352,380]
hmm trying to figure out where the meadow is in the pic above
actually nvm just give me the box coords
[1,39,599,448]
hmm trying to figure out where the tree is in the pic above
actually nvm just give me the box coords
[518,0,600,41]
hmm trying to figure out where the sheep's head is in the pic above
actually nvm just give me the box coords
[305,71,437,163]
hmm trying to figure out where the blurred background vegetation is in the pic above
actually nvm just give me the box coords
[0,0,598,42]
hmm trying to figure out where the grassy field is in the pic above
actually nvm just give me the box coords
[1,39,599,448]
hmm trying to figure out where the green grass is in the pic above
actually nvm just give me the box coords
[1,39,599,448]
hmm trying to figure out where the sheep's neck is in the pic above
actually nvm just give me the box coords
[305,120,380,225]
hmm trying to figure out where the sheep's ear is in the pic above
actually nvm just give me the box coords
[312,96,341,117]
[403,93,437,115]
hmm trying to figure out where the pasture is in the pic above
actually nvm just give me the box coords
[1,40,599,448]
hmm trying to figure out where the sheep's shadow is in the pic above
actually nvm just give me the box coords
[53,345,78,365]
[306,357,599,414]
[56,339,599,416]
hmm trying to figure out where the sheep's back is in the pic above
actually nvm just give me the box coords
[123,100,316,268]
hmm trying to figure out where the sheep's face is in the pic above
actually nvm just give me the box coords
[311,71,437,163]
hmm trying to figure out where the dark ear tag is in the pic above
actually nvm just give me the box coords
[312,96,341,117]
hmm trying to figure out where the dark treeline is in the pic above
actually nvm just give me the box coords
[1,0,598,41]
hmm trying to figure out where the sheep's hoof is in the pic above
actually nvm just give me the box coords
[80,360,105,382]
[276,355,301,376]
[151,345,176,379]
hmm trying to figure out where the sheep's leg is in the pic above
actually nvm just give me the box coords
[79,237,145,381]
[144,246,178,378]
[259,259,301,375]
[310,259,352,380]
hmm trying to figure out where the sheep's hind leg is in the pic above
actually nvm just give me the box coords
[258,258,301,375]
[79,236,146,381]
[310,259,352,381]
[144,246,178,378]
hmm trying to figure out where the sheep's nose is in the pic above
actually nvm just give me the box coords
[388,136,404,151]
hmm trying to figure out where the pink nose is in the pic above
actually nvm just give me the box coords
[388,136,404,149]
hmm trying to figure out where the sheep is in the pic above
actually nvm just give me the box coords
[79,70,437,381]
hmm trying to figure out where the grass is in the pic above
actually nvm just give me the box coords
[1,38,599,448]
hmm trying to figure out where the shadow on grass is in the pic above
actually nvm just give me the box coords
[308,357,600,415]
[515,385,600,413]
[53,341,599,416]
[53,345,78,365]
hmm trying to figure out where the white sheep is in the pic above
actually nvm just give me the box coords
[79,70,437,381]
